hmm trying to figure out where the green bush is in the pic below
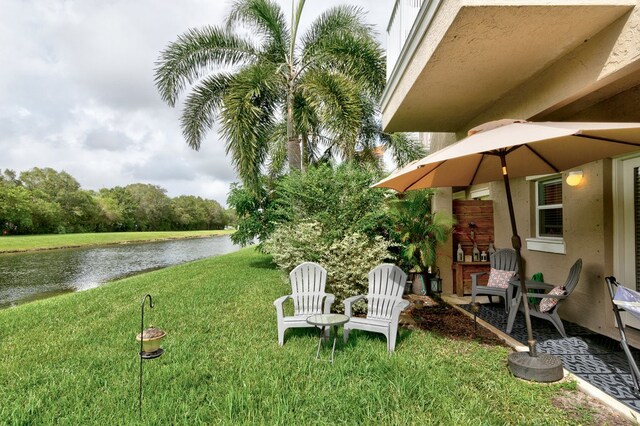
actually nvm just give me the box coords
[228,163,393,248]
[264,221,394,313]
[262,221,325,271]
[322,232,395,313]
[273,163,391,243]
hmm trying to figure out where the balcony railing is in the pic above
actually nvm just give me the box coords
[386,0,424,80]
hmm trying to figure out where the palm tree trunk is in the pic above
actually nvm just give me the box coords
[286,0,305,172]
[301,134,309,172]
[287,76,301,171]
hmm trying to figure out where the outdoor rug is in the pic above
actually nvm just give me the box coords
[460,303,640,413]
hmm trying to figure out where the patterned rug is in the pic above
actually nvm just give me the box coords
[460,302,640,413]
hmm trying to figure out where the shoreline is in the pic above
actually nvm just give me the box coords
[0,230,235,254]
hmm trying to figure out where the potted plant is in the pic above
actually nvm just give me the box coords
[388,190,454,295]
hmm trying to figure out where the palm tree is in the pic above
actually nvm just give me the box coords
[388,189,454,278]
[155,0,418,188]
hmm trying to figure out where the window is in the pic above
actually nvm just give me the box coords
[470,187,490,200]
[536,177,563,238]
[526,175,565,254]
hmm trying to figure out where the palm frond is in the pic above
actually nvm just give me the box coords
[266,121,288,177]
[300,7,385,97]
[154,26,257,106]
[300,70,362,159]
[381,132,427,168]
[219,62,284,188]
[226,0,289,63]
[291,91,323,165]
[301,5,372,54]
[306,33,385,98]
[180,73,233,150]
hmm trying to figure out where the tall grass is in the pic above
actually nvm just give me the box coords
[0,230,232,253]
[0,248,596,424]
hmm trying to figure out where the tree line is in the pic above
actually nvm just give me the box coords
[0,168,232,235]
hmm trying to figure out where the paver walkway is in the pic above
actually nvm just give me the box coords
[460,302,640,413]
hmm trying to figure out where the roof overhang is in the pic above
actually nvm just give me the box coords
[382,0,635,133]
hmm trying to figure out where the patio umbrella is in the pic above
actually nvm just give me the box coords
[374,119,640,381]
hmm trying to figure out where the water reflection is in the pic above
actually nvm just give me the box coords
[0,235,240,308]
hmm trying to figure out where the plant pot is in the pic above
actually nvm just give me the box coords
[136,327,166,353]
[410,273,433,295]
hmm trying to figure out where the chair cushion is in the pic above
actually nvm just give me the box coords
[487,268,516,289]
[539,286,567,313]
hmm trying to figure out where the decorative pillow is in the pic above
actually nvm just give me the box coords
[539,286,567,313]
[487,268,516,289]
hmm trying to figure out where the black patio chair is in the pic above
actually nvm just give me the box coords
[524,258,582,337]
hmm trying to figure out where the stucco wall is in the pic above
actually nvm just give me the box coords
[434,187,455,294]
[464,9,640,346]
[489,161,638,344]
[395,1,640,346]
[467,5,640,128]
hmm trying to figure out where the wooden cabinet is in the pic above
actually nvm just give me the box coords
[452,262,490,296]
[452,200,494,296]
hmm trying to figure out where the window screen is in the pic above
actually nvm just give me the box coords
[537,178,563,238]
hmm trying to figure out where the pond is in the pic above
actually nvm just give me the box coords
[0,235,241,309]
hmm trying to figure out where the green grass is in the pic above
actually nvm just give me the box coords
[0,248,599,424]
[0,230,233,253]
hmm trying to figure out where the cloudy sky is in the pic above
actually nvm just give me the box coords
[0,0,393,206]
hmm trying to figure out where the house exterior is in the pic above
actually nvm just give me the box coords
[383,0,640,346]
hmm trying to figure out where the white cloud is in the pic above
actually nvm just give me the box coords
[0,0,392,206]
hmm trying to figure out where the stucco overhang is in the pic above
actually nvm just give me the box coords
[382,0,635,133]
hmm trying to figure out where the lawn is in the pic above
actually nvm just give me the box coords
[0,248,599,424]
[0,230,233,253]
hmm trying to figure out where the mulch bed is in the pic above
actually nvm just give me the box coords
[401,295,508,347]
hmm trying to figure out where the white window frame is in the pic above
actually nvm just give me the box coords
[525,174,566,254]
[470,187,490,200]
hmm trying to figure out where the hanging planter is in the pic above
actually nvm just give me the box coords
[136,326,166,354]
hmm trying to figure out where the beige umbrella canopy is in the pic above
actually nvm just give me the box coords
[374,119,640,381]
[375,120,640,191]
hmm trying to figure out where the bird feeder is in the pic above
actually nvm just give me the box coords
[137,294,165,418]
[137,326,166,357]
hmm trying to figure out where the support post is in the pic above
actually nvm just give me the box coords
[499,154,563,382]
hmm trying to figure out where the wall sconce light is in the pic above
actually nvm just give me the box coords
[566,170,583,187]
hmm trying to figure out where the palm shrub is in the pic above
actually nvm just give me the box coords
[388,190,454,286]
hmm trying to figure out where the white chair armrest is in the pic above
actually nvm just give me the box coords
[273,294,292,318]
[391,299,410,315]
[344,294,366,317]
[274,294,292,307]
[390,299,410,326]
[323,293,336,313]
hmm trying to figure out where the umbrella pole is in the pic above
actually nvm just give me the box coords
[500,155,563,382]
[499,155,537,357]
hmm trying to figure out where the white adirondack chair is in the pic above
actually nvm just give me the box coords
[273,262,335,346]
[343,264,409,353]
